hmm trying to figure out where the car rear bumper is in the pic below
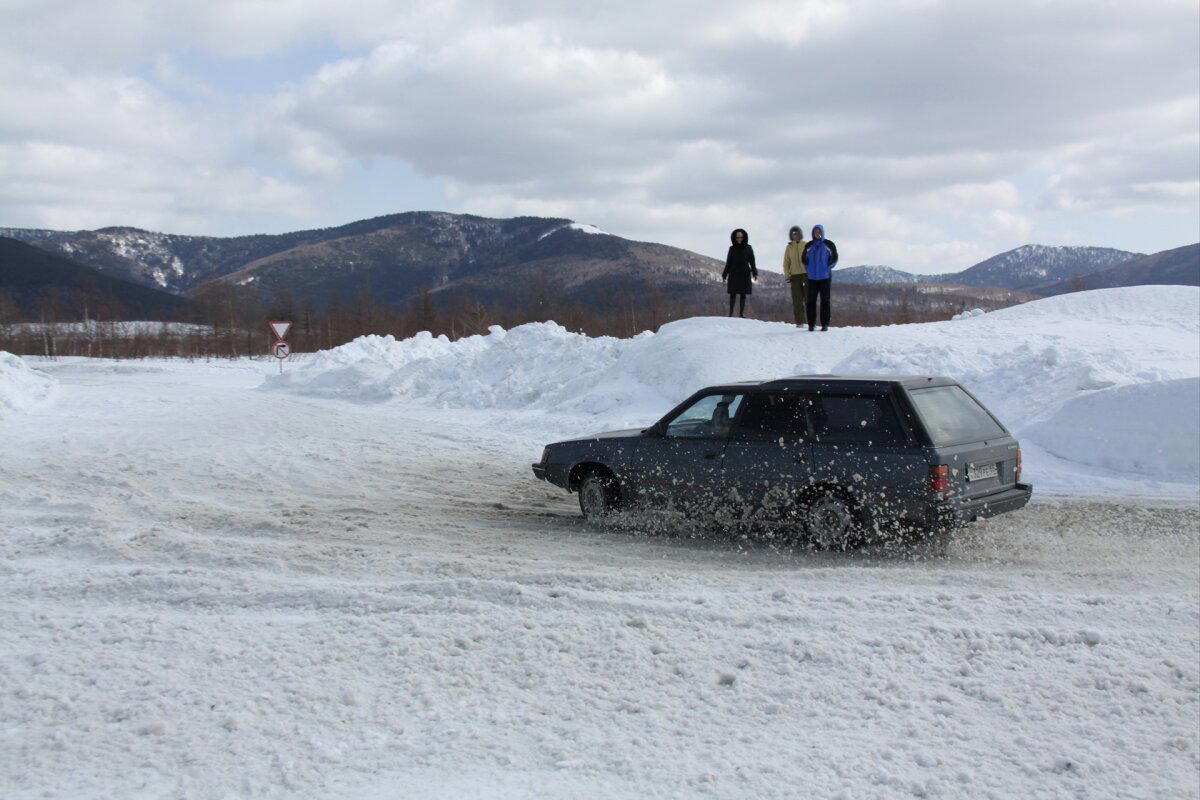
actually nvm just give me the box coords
[940,482,1033,524]
[531,462,548,481]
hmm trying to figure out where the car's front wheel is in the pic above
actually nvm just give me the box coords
[578,470,620,522]
[803,490,860,550]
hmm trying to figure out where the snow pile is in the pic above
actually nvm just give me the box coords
[951,307,986,320]
[0,351,55,419]
[266,323,636,407]
[266,287,1200,489]
[1024,378,1200,480]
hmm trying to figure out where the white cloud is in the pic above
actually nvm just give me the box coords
[0,50,313,232]
[0,0,1195,264]
[1040,123,1200,215]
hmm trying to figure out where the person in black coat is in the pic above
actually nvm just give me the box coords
[722,228,757,317]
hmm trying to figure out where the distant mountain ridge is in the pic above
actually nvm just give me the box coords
[948,244,1142,293]
[834,265,926,285]
[0,213,517,295]
[835,243,1196,296]
[0,213,725,309]
[2,215,1190,311]
[0,237,191,318]
[834,244,1164,294]
[1034,243,1199,296]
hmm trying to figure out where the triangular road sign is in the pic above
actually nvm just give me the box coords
[270,321,292,340]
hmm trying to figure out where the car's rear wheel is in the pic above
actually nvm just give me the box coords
[803,490,859,550]
[578,470,620,522]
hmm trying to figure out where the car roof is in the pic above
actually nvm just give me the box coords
[703,375,959,392]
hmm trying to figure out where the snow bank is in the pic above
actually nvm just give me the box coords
[266,287,1200,491]
[1025,378,1200,480]
[0,351,55,419]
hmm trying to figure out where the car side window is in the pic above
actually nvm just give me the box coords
[806,393,907,446]
[730,392,810,441]
[664,393,743,439]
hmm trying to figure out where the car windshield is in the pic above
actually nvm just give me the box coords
[665,393,742,438]
[909,385,1006,445]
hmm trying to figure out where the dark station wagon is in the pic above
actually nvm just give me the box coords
[532,375,1032,548]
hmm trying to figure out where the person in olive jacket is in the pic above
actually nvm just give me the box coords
[722,228,757,317]
[801,223,838,330]
[782,225,807,326]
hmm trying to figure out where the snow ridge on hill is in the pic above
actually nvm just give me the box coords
[91,227,190,288]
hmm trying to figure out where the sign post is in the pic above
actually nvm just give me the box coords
[270,320,292,373]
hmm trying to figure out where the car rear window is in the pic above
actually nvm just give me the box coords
[909,385,1006,445]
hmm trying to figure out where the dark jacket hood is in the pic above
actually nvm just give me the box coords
[788,225,803,240]
[730,228,749,246]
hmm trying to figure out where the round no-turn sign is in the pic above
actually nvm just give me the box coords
[272,340,291,359]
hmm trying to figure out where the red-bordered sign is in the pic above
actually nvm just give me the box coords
[269,321,292,340]
[272,340,291,359]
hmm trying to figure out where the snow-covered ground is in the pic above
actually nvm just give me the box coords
[1,288,1198,798]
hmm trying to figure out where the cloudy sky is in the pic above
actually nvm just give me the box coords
[1,0,1197,272]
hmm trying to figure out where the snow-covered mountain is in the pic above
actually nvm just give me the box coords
[835,265,925,285]
[0,236,191,318]
[1,215,1165,308]
[0,226,216,293]
[1034,243,1199,296]
[942,244,1142,293]
[835,245,1148,294]
[0,213,725,307]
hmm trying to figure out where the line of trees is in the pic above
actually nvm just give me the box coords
[0,279,1021,359]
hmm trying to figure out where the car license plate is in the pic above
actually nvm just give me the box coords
[967,462,998,482]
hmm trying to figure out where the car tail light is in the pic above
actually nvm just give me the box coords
[929,465,949,499]
[1015,448,1022,483]
[540,447,550,464]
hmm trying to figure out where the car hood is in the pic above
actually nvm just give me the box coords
[554,428,646,444]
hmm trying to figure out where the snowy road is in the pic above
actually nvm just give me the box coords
[2,359,1198,799]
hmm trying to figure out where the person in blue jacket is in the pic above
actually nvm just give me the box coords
[800,224,838,331]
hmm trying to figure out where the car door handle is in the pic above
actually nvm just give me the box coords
[704,450,720,459]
